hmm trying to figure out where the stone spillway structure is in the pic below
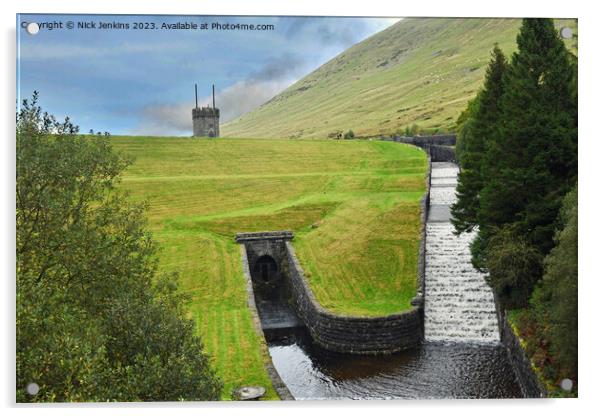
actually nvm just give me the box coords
[237,231,423,355]
[424,162,500,344]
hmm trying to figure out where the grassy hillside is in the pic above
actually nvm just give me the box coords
[222,18,577,139]
[113,136,426,398]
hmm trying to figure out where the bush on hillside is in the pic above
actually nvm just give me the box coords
[403,124,419,136]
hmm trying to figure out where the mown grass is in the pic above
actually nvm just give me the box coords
[223,18,577,139]
[113,136,426,398]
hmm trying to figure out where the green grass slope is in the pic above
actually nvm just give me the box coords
[222,18,576,139]
[113,136,426,398]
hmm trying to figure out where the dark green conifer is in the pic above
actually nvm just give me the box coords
[451,45,507,234]
[479,18,577,259]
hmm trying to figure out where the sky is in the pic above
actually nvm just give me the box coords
[17,14,400,136]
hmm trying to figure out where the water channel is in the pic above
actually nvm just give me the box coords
[266,328,521,400]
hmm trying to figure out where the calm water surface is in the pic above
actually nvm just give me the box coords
[267,328,522,400]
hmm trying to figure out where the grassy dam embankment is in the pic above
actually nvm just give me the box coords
[112,136,427,399]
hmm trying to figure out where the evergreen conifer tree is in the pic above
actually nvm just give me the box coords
[451,45,507,234]
[478,18,577,258]
[469,19,578,307]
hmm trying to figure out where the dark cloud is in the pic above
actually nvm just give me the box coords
[282,17,375,47]
[316,22,358,45]
[248,53,305,82]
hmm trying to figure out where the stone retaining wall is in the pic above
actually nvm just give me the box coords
[285,241,423,354]
[417,153,432,299]
[496,306,547,398]
[238,232,425,355]
[487,240,546,397]
[383,135,456,162]
[237,231,291,288]
[428,145,456,162]
[239,244,295,400]
[385,134,457,147]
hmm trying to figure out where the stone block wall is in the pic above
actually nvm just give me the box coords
[386,134,457,147]
[489,287,546,398]
[237,231,426,355]
[192,106,220,137]
[428,145,456,162]
[500,316,547,398]
[238,243,295,400]
[284,242,423,354]
[496,307,547,398]
[414,151,432,330]
[383,136,456,162]
[237,231,291,281]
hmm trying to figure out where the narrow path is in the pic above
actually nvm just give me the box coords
[424,162,500,344]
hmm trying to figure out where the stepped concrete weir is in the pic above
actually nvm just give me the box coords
[424,162,500,344]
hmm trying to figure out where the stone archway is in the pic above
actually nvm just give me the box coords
[237,231,303,330]
[252,255,279,283]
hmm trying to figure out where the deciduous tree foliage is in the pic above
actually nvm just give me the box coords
[485,225,543,308]
[16,93,222,402]
[530,186,578,381]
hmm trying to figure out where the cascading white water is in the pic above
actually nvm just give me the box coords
[424,162,500,344]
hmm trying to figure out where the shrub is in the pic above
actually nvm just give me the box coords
[403,124,419,136]
[327,130,343,139]
[530,186,577,380]
[485,225,543,309]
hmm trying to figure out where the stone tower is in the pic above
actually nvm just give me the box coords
[192,84,220,137]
